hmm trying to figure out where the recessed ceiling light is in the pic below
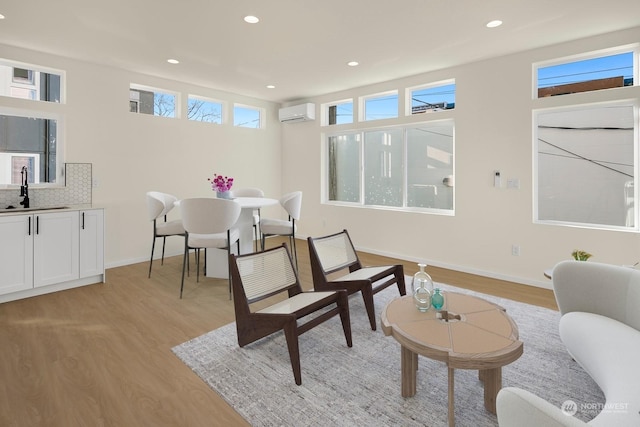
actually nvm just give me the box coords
[347,61,359,67]
[167,58,179,64]
[0,14,5,20]
[266,85,275,89]
[244,15,259,24]
[486,20,503,28]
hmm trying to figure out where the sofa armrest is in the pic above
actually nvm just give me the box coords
[552,261,640,330]
[497,387,587,427]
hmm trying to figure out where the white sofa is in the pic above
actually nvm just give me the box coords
[497,260,640,427]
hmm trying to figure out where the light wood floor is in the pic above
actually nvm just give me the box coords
[0,237,557,427]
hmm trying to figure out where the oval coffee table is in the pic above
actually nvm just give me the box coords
[381,292,523,426]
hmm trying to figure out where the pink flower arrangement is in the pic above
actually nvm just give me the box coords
[208,174,234,193]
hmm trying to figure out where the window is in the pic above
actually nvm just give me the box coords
[234,104,262,128]
[326,120,454,213]
[188,96,223,124]
[534,45,639,231]
[535,102,636,229]
[0,60,63,103]
[323,99,353,125]
[0,112,60,185]
[361,91,398,121]
[129,84,177,118]
[535,49,635,98]
[408,81,456,114]
[327,133,360,202]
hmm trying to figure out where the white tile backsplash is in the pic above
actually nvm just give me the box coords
[0,163,92,208]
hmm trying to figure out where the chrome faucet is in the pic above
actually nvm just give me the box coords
[19,166,30,208]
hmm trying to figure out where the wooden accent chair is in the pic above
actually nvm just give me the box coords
[307,229,406,331]
[229,243,352,385]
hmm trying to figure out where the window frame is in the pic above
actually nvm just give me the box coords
[405,79,456,116]
[532,42,640,234]
[233,103,263,129]
[0,58,65,104]
[187,94,225,124]
[359,90,399,122]
[0,106,65,188]
[533,44,638,99]
[323,119,455,215]
[321,98,354,126]
[129,83,179,118]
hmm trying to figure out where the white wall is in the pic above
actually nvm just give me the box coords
[0,44,283,267]
[282,26,640,289]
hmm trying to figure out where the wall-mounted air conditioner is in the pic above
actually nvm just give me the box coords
[278,103,316,123]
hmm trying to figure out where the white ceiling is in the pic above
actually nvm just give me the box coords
[1,0,639,104]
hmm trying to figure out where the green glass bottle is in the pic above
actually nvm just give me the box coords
[431,288,444,310]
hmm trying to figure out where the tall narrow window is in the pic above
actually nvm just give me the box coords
[406,123,454,210]
[327,133,360,202]
[364,129,403,207]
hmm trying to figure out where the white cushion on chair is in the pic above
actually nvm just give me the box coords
[336,266,393,281]
[156,219,184,236]
[188,228,240,249]
[260,218,296,235]
[257,291,336,314]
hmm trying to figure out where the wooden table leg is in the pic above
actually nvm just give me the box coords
[448,367,455,427]
[401,346,418,397]
[482,367,502,414]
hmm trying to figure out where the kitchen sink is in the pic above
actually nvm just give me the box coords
[0,206,69,213]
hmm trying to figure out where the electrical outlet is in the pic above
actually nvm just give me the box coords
[507,178,520,189]
[511,245,521,256]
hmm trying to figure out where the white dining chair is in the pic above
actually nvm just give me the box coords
[146,191,185,278]
[230,187,264,252]
[179,198,241,299]
[260,191,302,270]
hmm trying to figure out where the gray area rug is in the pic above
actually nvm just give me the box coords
[172,282,604,426]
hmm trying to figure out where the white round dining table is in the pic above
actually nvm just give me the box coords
[205,196,278,278]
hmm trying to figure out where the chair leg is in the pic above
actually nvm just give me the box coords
[361,285,377,331]
[283,321,302,385]
[396,268,407,295]
[161,236,167,265]
[253,224,258,252]
[337,291,353,347]
[180,239,189,299]
[196,248,200,282]
[148,235,156,278]
[291,235,298,272]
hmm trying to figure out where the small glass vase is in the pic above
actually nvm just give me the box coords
[431,288,444,310]
[412,263,433,312]
[217,191,231,199]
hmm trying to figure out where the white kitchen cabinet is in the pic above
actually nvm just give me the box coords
[0,215,33,294]
[79,209,104,278]
[0,207,105,303]
[33,211,80,288]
